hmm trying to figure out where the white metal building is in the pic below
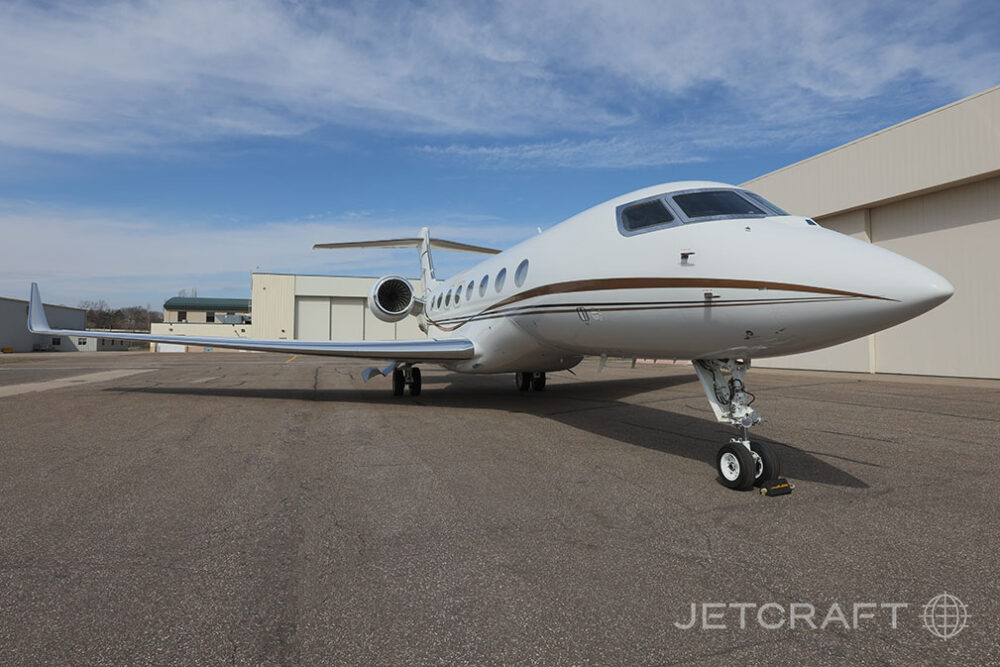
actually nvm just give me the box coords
[743,85,1000,379]
[0,296,86,352]
[152,273,426,351]
[251,273,425,341]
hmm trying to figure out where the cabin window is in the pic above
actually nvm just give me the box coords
[455,288,461,305]
[495,268,507,293]
[479,275,489,297]
[515,259,529,287]
[621,199,674,232]
[445,289,452,306]
[671,190,766,220]
[466,281,474,300]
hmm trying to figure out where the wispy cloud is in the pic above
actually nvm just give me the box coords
[0,201,536,307]
[0,0,995,167]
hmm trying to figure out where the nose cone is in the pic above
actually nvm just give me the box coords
[921,272,954,308]
[891,261,954,320]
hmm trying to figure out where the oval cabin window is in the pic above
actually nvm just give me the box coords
[515,259,529,287]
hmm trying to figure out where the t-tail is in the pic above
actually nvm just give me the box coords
[313,228,501,297]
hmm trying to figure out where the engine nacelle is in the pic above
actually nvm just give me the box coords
[369,275,419,323]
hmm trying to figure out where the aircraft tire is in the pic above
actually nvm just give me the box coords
[410,367,422,396]
[515,372,531,391]
[750,441,779,485]
[530,372,546,391]
[392,369,405,396]
[716,443,756,490]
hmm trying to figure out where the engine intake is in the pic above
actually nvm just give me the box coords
[369,276,417,323]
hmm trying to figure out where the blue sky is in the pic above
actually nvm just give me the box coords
[0,0,997,308]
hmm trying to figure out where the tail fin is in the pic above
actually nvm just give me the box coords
[314,230,500,296]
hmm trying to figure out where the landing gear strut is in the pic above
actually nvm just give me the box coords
[515,371,546,392]
[392,365,422,397]
[693,359,780,490]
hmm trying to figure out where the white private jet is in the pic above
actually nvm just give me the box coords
[28,181,953,491]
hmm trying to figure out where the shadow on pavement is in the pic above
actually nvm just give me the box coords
[115,371,868,488]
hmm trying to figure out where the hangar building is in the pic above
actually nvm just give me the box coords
[744,85,999,380]
[0,296,86,352]
[151,273,426,351]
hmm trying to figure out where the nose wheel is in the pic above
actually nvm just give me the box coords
[716,437,779,490]
[717,441,756,490]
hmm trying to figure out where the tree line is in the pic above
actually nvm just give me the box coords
[78,301,163,331]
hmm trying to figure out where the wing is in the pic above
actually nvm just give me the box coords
[27,284,474,362]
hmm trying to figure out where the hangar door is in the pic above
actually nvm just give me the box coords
[330,297,364,340]
[294,296,367,340]
[870,177,1000,378]
[295,296,330,340]
[296,296,400,341]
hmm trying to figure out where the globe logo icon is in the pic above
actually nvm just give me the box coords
[920,593,969,640]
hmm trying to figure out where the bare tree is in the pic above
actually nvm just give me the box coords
[78,301,162,331]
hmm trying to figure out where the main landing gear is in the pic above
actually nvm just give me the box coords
[514,371,546,392]
[693,359,781,491]
[392,365,422,397]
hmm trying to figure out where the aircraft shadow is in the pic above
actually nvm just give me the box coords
[115,372,867,489]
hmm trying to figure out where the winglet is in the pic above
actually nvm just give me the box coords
[27,283,53,334]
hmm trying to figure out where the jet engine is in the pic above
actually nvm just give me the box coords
[369,275,421,323]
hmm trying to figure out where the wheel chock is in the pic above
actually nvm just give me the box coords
[759,478,794,496]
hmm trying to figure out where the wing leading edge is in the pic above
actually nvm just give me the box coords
[26,284,474,361]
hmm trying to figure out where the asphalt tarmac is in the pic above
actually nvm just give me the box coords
[1,352,997,665]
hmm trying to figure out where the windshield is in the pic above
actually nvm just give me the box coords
[740,190,789,216]
[620,199,675,231]
[671,190,766,220]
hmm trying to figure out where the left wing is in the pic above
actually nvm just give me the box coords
[27,284,474,362]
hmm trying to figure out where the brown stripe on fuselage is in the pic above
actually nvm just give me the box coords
[424,278,894,332]
[482,277,893,314]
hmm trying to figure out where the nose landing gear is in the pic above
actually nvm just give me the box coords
[693,359,782,491]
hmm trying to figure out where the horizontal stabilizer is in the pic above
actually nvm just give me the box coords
[314,238,500,255]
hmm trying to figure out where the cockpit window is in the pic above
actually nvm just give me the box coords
[620,199,675,231]
[740,190,788,216]
[671,190,766,220]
